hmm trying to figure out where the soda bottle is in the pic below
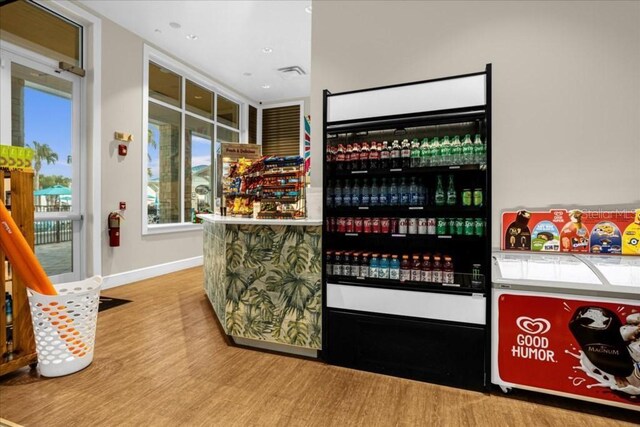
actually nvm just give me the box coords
[370,141,381,169]
[361,178,370,206]
[418,177,427,206]
[359,142,370,170]
[342,180,351,207]
[326,144,334,173]
[409,177,419,206]
[420,138,430,168]
[351,179,361,206]
[343,251,352,276]
[351,252,361,277]
[333,251,343,276]
[326,180,334,208]
[360,253,370,277]
[379,178,389,206]
[432,254,443,283]
[389,178,399,206]
[351,142,361,171]
[325,251,333,276]
[473,134,485,165]
[435,175,445,206]
[410,138,421,168]
[443,255,454,284]
[461,134,473,165]
[451,135,462,165]
[379,254,390,279]
[401,139,411,168]
[336,144,346,171]
[429,137,440,166]
[345,144,353,171]
[440,136,452,166]
[410,254,421,282]
[334,179,343,207]
[389,255,400,280]
[400,255,411,282]
[369,253,380,279]
[446,174,456,206]
[400,177,409,206]
[421,254,432,282]
[390,140,401,168]
[370,178,380,207]
[380,141,390,169]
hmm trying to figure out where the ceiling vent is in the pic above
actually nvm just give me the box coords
[277,65,307,80]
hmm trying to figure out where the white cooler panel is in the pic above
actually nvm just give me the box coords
[327,283,486,325]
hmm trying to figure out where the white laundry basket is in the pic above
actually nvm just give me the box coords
[27,276,102,377]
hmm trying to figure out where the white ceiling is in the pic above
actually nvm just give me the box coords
[79,0,311,103]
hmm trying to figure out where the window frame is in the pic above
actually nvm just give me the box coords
[142,45,249,234]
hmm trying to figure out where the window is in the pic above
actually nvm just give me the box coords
[248,105,257,144]
[145,49,242,230]
[261,104,302,156]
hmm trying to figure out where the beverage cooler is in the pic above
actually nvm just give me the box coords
[322,65,492,391]
[492,251,640,411]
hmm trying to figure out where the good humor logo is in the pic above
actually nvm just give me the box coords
[511,316,557,362]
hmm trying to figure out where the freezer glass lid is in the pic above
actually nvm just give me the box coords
[584,255,640,288]
[493,252,601,285]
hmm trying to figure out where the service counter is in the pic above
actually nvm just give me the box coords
[199,214,322,356]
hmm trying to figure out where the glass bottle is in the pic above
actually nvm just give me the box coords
[361,178,370,206]
[390,139,401,169]
[399,177,409,206]
[351,179,361,207]
[389,177,399,206]
[400,255,411,282]
[389,255,400,280]
[380,140,390,169]
[429,137,440,166]
[473,134,485,165]
[342,180,352,207]
[360,141,370,170]
[461,134,473,165]
[410,254,421,282]
[379,254,390,279]
[401,139,411,168]
[410,138,421,168]
[451,135,462,165]
[379,178,389,206]
[370,178,379,207]
[443,255,454,284]
[421,253,432,282]
[369,253,380,279]
[432,254,443,283]
[435,175,445,206]
[420,138,430,168]
[334,179,343,207]
[446,174,456,206]
[440,136,452,166]
[409,176,419,206]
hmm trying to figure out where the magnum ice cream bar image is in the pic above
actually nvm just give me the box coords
[569,306,634,378]
[504,210,532,250]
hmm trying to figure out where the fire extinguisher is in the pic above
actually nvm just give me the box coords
[108,212,123,247]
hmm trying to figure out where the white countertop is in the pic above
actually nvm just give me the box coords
[198,214,322,226]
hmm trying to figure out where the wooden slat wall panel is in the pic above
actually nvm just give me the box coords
[261,105,301,156]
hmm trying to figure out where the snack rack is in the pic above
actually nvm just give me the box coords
[257,157,306,220]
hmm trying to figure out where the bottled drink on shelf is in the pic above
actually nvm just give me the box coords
[429,137,440,166]
[334,180,343,207]
[409,177,419,206]
[390,140,401,169]
[345,144,353,171]
[420,138,430,167]
[400,177,409,206]
[443,256,454,284]
[336,144,346,171]
[361,179,370,206]
[369,141,380,169]
[451,135,462,165]
[351,252,361,277]
[446,174,457,206]
[360,142,370,170]
[379,254,390,279]
[360,253,369,277]
[380,141,390,169]
[342,180,352,207]
[326,180,334,208]
[379,178,389,206]
[326,145,335,172]
[440,136,452,166]
[421,254,432,282]
[389,255,400,280]
[370,178,380,206]
[370,253,380,279]
[389,178,399,206]
[461,134,473,165]
[400,255,411,282]
[333,251,343,276]
[410,138,421,168]
[435,175,445,206]
[400,139,411,168]
[351,179,361,206]
[473,134,485,165]
[343,251,352,276]
[432,254,443,283]
[418,178,427,206]
[410,254,421,282]
[325,251,333,276]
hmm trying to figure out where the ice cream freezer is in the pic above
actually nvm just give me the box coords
[491,251,639,411]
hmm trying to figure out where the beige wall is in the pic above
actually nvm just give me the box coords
[310,0,640,246]
[100,19,202,276]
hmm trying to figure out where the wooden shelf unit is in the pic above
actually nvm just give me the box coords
[0,170,37,376]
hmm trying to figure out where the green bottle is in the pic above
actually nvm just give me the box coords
[450,135,462,165]
[473,134,485,165]
[410,138,421,168]
[435,175,445,206]
[461,134,474,165]
[440,136,452,166]
[429,137,440,166]
[446,174,456,206]
[420,138,430,168]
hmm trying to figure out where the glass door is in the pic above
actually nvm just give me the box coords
[0,50,83,283]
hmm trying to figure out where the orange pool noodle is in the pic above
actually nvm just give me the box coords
[0,201,56,295]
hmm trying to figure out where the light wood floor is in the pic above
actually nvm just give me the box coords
[0,267,636,426]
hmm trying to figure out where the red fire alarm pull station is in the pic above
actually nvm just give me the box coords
[119,201,126,210]
[118,144,128,156]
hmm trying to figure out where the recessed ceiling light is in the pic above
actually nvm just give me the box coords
[186,34,198,40]
[154,29,162,33]
[262,84,271,89]
[262,47,273,54]
[305,6,312,14]
[169,22,181,29]
[243,72,252,77]
[194,95,203,99]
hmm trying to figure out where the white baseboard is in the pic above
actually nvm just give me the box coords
[101,256,203,290]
